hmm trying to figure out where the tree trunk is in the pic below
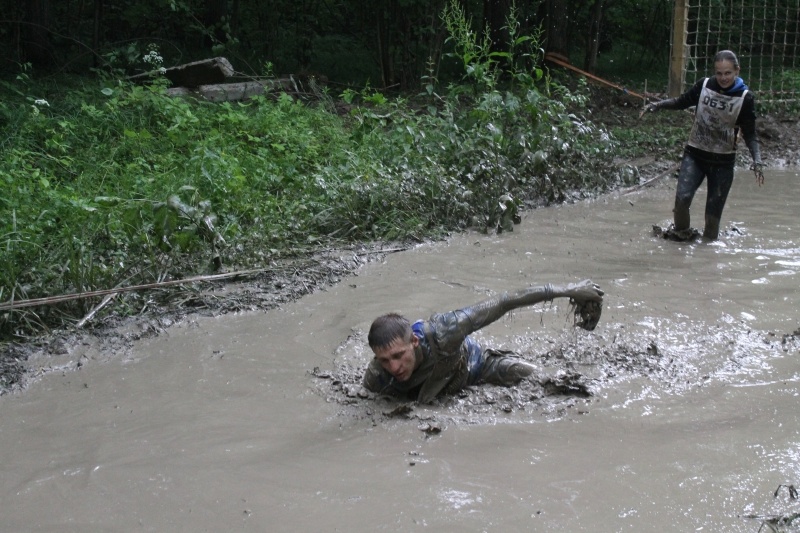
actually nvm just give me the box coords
[292,0,316,70]
[230,0,240,40]
[583,0,604,73]
[92,0,103,68]
[544,0,570,57]
[376,5,393,88]
[22,0,53,67]
[204,0,229,46]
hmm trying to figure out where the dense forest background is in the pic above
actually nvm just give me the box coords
[0,0,674,88]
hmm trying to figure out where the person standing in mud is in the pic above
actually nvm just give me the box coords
[362,279,603,403]
[643,49,764,240]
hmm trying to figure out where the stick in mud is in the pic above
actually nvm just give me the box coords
[621,163,680,195]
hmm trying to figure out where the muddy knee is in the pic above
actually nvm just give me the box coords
[501,361,536,385]
[482,358,536,386]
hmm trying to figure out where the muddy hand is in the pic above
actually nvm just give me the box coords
[564,280,603,331]
[564,279,604,303]
[751,163,765,187]
[639,102,659,119]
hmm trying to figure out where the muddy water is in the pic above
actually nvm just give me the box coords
[2,170,799,532]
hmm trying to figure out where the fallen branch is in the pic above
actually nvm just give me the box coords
[0,246,409,312]
[545,52,644,100]
[75,293,118,329]
[0,269,266,312]
[621,163,681,195]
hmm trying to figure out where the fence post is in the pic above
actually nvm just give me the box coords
[669,0,688,97]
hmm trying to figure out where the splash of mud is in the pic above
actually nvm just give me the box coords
[652,223,746,242]
[311,321,800,433]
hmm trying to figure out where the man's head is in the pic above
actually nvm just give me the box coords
[368,313,419,382]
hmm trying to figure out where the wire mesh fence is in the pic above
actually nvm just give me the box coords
[679,0,800,109]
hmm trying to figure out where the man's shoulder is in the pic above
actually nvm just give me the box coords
[414,314,449,342]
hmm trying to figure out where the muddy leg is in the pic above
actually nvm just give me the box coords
[673,152,705,231]
[702,164,734,241]
[673,200,691,231]
[479,352,536,386]
[703,215,721,240]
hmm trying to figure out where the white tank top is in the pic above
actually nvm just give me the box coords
[687,78,747,154]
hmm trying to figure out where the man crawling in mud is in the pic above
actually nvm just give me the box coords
[362,279,604,403]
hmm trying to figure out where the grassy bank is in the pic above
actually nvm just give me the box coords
[0,58,650,339]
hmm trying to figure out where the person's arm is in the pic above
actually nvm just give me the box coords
[432,280,604,349]
[738,93,765,185]
[739,96,762,158]
[643,79,703,114]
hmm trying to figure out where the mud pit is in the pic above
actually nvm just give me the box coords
[1,167,800,530]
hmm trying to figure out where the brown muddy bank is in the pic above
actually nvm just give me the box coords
[0,243,407,395]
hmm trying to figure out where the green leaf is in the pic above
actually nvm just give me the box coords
[122,207,144,238]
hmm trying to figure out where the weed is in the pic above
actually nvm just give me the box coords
[0,8,628,339]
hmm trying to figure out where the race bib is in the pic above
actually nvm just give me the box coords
[687,78,746,154]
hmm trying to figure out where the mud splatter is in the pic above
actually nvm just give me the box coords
[311,321,800,431]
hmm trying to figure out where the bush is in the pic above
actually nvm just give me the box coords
[0,15,627,339]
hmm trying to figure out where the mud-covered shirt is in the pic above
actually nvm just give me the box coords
[661,77,758,165]
[687,77,747,154]
[362,285,556,402]
[361,311,484,403]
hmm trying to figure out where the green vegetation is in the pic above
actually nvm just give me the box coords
[603,107,690,162]
[0,6,639,340]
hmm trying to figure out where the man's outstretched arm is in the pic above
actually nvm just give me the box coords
[446,279,604,341]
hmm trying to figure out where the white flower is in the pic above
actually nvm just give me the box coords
[143,50,163,66]
[34,99,49,107]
